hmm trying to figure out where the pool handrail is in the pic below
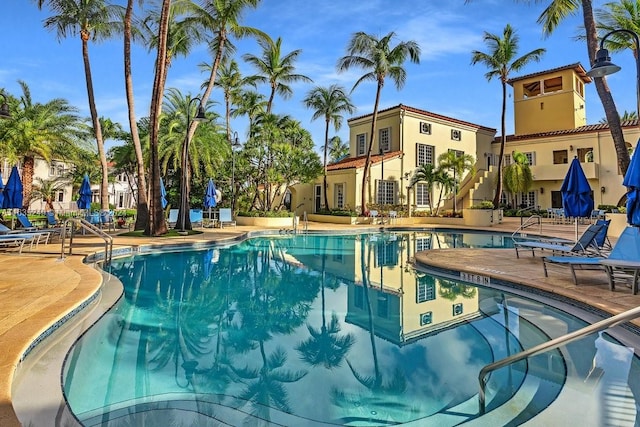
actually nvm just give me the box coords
[60,217,113,265]
[478,304,640,414]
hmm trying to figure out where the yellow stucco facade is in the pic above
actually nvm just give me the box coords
[291,63,637,216]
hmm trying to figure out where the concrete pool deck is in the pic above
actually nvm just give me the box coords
[1,218,640,426]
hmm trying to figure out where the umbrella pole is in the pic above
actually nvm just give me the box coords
[575,218,579,242]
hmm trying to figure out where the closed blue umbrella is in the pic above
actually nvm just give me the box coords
[77,174,92,210]
[0,172,4,207]
[561,157,594,240]
[204,178,217,209]
[623,139,640,226]
[2,166,23,209]
[204,178,217,224]
[160,177,168,209]
[561,157,594,218]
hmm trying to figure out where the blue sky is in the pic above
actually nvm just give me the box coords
[1,0,637,152]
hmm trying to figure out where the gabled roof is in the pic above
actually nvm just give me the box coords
[495,119,639,143]
[347,104,496,133]
[507,62,592,85]
[327,150,403,171]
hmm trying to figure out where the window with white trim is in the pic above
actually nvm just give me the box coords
[416,236,431,252]
[334,183,345,209]
[49,162,64,177]
[449,148,464,158]
[419,121,431,134]
[416,277,436,303]
[416,143,435,166]
[524,152,536,166]
[57,190,64,202]
[379,127,390,152]
[356,133,366,156]
[377,180,396,204]
[415,183,430,207]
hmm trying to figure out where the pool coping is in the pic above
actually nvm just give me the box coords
[3,219,640,426]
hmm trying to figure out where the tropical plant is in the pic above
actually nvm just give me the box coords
[36,0,123,211]
[599,109,639,123]
[303,84,355,210]
[30,177,69,212]
[327,135,349,163]
[471,24,545,208]
[410,163,438,215]
[503,150,533,208]
[337,31,421,215]
[243,34,313,114]
[436,151,476,215]
[0,81,83,209]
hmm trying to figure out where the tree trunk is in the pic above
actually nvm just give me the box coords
[581,0,630,174]
[361,83,382,215]
[145,0,171,236]
[493,79,508,208]
[81,32,109,211]
[323,118,330,210]
[125,0,149,230]
[21,156,35,211]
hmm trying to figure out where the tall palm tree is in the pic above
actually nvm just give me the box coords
[337,31,420,215]
[36,0,122,211]
[187,0,263,141]
[599,109,639,124]
[233,89,267,133]
[536,0,630,174]
[437,151,475,216]
[303,84,355,211]
[0,81,82,209]
[145,0,172,236]
[243,35,313,113]
[327,135,349,163]
[471,24,545,209]
[123,0,149,230]
[503,150,533,208]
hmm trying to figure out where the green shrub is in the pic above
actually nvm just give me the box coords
[237,210,294,218]
[470,201,494,209]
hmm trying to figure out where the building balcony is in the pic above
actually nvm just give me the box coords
[531,161,599,182]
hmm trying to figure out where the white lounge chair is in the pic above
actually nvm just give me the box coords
[218,208,236,228]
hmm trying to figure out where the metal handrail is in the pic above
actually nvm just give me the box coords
[478,305,640,414]
[303,211,308,233]
[511,214,542,239]
[60,218,114,265]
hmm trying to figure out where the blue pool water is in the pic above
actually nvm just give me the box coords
[61,230,640,426]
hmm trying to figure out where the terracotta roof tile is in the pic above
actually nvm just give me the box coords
[495,119,639,142]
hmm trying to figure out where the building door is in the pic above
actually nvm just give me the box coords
[314,185,322,213]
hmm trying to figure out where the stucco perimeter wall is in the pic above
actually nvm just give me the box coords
[236,216,296,227]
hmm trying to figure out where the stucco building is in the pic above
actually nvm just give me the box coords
[292,63,638,216]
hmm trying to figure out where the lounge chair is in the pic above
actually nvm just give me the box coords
[513,223,603,258]
[369,210,379,224]
[167,209,178,227]
[15,212,39,231]
[218,208,236,228]
[543,227,640,294]
[0,222,52,244]
[190,209,203,228]
[0,235,27,253]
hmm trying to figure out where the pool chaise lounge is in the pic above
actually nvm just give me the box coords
[513,223,603,258]
[542,226,640,294]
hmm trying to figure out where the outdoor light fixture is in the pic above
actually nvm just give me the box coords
[231,131,242,215]
[601,186,606,194]
[0,93,11,119]
[179,97,207,233]
[587,29,640,133]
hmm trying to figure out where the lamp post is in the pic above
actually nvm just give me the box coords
[0,93,11,119]
[586,29,640,135]
[404,171,412,217]
[231,131,241,215]
[179,97,207,233]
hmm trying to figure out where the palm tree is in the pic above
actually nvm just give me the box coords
[31,177,69,212]
[327,135,349,163]
[503,150,533,208]
[537,0,630,174]
[36,0,122,211]
[471,24,545,208]
[437,151,476,215]
[243,35,313,113]
[233,89,267,135]
[303,84,355,211]
[0,81,82,209]
[599,109,639,124]
[336,31,420,215]
[410,163,439,215]
[123,0,149,230]
[145,0,172,236]
[187,0,263,141]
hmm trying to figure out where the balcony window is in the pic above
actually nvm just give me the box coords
[553,150,568,164]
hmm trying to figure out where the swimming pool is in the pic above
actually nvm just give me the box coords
[14,230,640,426]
